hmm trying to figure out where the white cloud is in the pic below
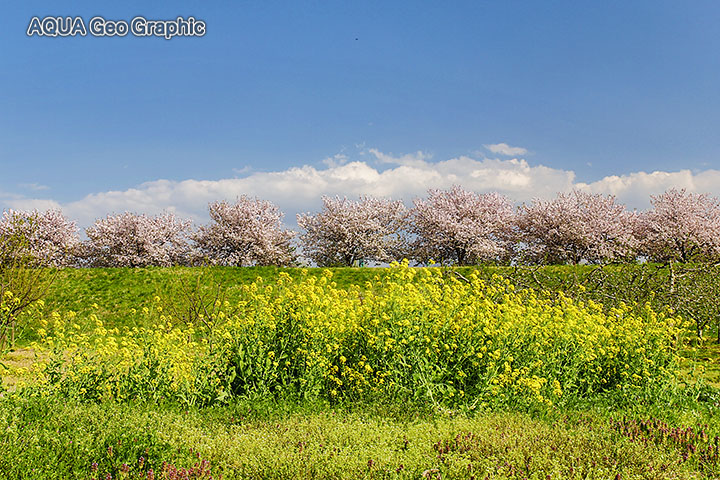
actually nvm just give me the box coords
[322,153,349,168]
[5,198,62,212]
[483,143,528,156]
[577,169,720,210]
[368,148,432,167]
[232,166,252,175]
[19,183,50,191]
[3,150,720,229]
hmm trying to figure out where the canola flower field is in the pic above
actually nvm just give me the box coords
[1,263,719,479]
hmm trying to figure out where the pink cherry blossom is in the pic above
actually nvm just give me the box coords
[409,186,513,265]
[0,209,80,267]
[636,188,720,262]
[297,196,407,266]
[194,197,295,266]
[83,212,193,267]
[513,190,638,264]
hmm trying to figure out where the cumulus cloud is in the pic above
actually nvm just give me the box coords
[577,169,720,210]
[322,153,350,168]
[369,149,432,167]
[483,143,528,156]
[5,198,63,212]
[3,149,720,229]
[1,187,61,212]
[19,183,50,191]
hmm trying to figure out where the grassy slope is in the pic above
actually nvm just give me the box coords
[38,264,661,322]
[4,266,720,478]
[34,266,720,383]
[42,266,383,330]
[39,265,600,330]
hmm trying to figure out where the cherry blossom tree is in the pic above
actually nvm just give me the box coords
[513,190,638,264]
[0,209,80,267]
[83,212,193,267]
[636,188,720,262]
[297,196,407,267]
[194,197,295,266]
[408,186,514,266]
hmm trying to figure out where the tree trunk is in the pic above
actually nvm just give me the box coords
[669,260,675,295]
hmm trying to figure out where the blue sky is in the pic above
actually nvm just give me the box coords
[2,1,720,226]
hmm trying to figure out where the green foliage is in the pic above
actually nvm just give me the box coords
[20,264,683,410]
[35,266,384,337]
[36,263,720,343]
[3,264,720,478]
[1,397,719,479]
[467,263,720,342]
[0,216,53,351]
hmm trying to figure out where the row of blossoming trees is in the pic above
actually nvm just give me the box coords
[1,187,719,268]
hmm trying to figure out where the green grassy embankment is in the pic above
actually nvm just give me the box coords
[2,265,720,479]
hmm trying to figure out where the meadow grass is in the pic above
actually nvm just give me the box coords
[37,263,720,336]
[2,265,720,479]
[34,266,383,338]
[1,395,719,479]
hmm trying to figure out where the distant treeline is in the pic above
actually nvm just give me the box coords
[2,186,719,267]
